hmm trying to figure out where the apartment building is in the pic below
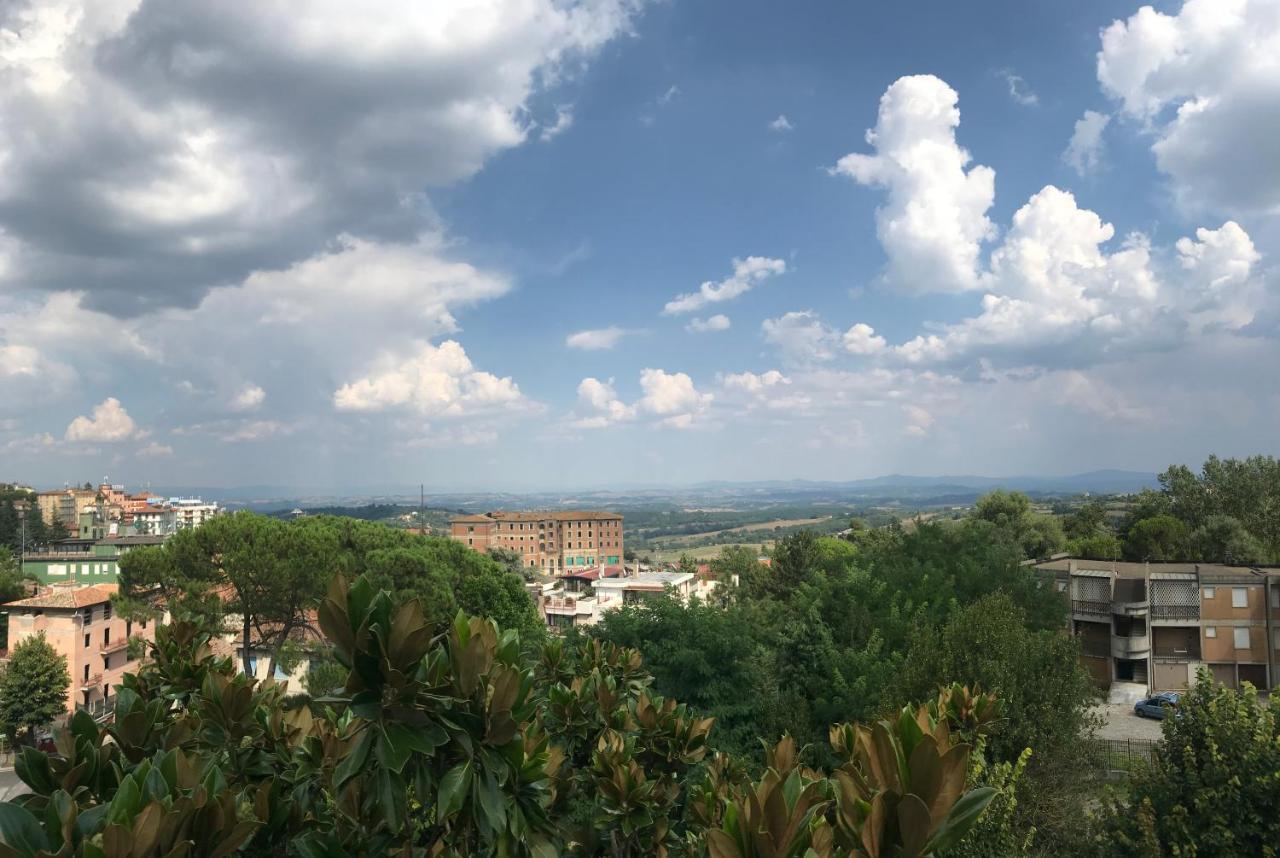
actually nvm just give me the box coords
[4,583,156,720]
[450,510,624,573]
[170,498,220,530]
[543,571,695,630]
[21,535,166,584]
[36,488,98,530]
[1036,558,1279,692]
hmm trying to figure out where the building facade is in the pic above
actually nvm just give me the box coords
[1036,558,1280,692]
[21,536,166,584]
[450,511,624,573]
[5,583,156,719]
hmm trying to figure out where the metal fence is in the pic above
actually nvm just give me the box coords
[1095,738,1159,776]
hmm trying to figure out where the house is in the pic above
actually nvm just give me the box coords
[4,583,156,720]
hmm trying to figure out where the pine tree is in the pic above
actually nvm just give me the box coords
[0,633,71,743]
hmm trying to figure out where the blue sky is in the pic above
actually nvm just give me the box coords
[1,0,1277,490]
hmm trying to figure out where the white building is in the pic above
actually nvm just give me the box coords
[168,498,221,530]
[542,570,697,630]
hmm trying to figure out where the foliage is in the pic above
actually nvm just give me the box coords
[943,743,1033,858]
[0,634,70,744]
[1090,671,1280,857]
[1187,515,1265,564]
[1065,533,1122,561]
[0,577,999,857]
[0,550,32,603]
[968,491,1065,561]
[1123,515,1188,562]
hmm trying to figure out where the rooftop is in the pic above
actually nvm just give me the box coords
[594,571,694,590]
[453,510,623,523]
[8,583,118,610]
[1034,557,1280,581]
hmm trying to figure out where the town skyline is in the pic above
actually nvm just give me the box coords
[2,0,1277,489]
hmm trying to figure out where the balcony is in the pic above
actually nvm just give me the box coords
[75,697,116,722]
[1150,605,1200,622]
[1112,635,1151,659]
[100,638,130,657]
[1072,599,1110,619]
[1113,599,1149,617]
[80,671,102,689]
[1078,638,1110,659]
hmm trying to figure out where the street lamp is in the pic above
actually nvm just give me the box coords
[16,507,25,568]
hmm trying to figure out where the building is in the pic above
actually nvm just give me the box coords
[542,570,695,630]
[21,535,166,585]
[1035,558,1280,693]
[169,497,220,530]
[36,488,98,530]
[450,511,624,573]
[4,583,156,720]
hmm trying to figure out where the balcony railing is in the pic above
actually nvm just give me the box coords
[80,672,102,688]
[1150,605,1200,621]
[75,697,116,721]
[1072,599,1110,618]
[1078,639,1110,658]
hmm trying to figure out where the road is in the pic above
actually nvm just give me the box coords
[0,769,27,801]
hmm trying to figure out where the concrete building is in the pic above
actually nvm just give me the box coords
[169,498,220,530]
[450,511,624,573]
[21,536,166,585]
[4,583,156,720]
[542,571,696,630]
[1036,558,1280,693]
[36,488,98,530]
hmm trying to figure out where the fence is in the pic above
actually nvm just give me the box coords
[1095,737,1158,777]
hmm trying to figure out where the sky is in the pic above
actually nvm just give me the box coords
[1,0,1278,491]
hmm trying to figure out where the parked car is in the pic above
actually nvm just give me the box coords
[1134,691,1181,719]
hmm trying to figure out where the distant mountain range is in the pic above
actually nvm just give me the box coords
[151,469,1158,508]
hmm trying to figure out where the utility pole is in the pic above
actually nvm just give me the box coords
[17,507,25,568]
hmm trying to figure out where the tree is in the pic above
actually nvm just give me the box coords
[1092,671,1280,855]
[1124,514,1189,561]
[1188,515,1266,564]
[47,515,70,543]
[970,491,1065,560]
[0,549,30,602]
[1063,501,1109,541]
[0,633,70,744]
[1067,532,1122,561]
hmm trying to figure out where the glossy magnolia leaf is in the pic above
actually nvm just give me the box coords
[0,803,49,857]
[923,786,997,854]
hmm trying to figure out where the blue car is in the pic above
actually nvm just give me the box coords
[1134,691,1181,719]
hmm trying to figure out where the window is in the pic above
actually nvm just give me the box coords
[84,633,90,647]
[126,620,132,637]
[1205,626,1217,638]
[83,608,92,626]
[103,629,110,646]
[1203,586,1215,600]
[1056,581,1067,592]
[1234,627,1250,649]
[83,664,89,682]
[1273,588,1280,609]
[103,602,112,620]
[1232,587,1248,608]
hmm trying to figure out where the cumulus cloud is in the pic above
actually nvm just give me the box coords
[842,323,887,356]
[575,369,712,428]
[574,378,637,428]
[686,314,730,333]
[566,326,629,350]
[721,370,791,394]
[1063,110,1110,176]
[334,340,532,417]
[663,257,786,315]
[1097,0,1280,216]
[832,75,996,293]
[769,114,794,132]
[762,311,840,363]
[230,384,266,412]
[0,0,644,313]
[65,397,137,442]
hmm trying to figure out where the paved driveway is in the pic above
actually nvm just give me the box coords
[1094,701,1165,741]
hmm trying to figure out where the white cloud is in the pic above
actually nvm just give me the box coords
[333,340,531,417]
[832,75,996,294]
[230,384,266,412]
[769,114,794,132]
[663,256,786,315]
[0,0,645,313]
[902,404,935,437]
[721,370,791,393]
[686,314,731,333]
[1063,110,1110,176]
[1000,70,1039,106]
[566,326,629,350]
[65,397,137,442]
[137,441,173,457]
[174,419,295,443]
[540,106,575,142]
[574,369,712,429]
[1097,0,1280,216]
[761,311,839,363]
[842,323,887,356]
[658,85,681,106]
[574,377,637,428]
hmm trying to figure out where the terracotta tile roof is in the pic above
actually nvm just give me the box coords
[452,510,623,524]
[8,583,118,610]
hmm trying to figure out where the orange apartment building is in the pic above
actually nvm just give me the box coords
[1037,558,1280,692]
[450,511,624,573]
[5,583,156,720]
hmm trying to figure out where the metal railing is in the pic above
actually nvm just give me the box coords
[1095,738,1158,776]
[1150,605,1200,621]
[1072,599,1111,617]
[75,697,116,721]
[1078,639,1110,658]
